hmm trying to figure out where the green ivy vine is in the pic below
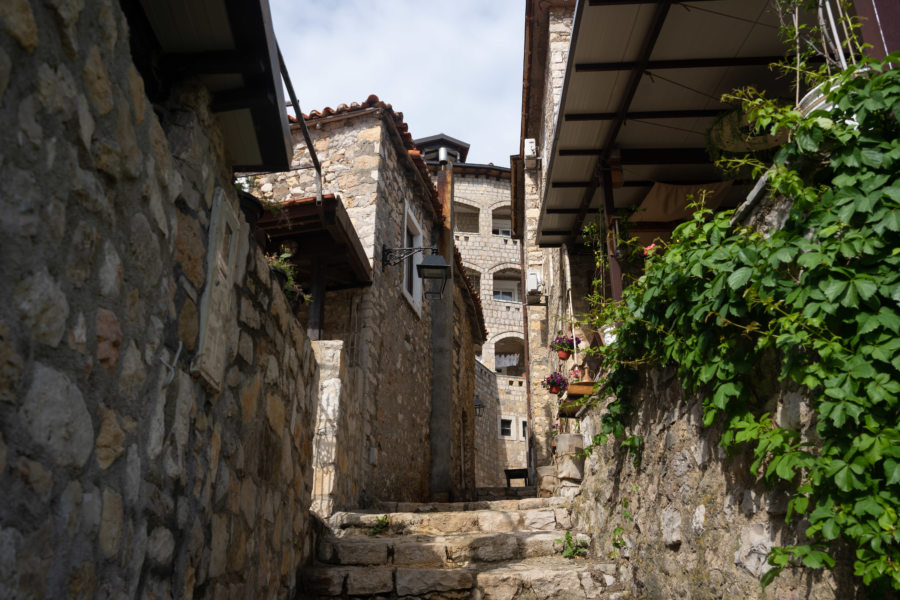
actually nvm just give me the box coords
[583,53,900,591]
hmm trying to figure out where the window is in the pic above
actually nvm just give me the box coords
[464,267,481,296]
[492,269,522,303]
[492,206,512,237]
[405,227,415,296]
[500,419,512,437]
[454,202,479,234]
[493,336,525,376]
[521,420,528,440]
[402,202,423,311]
[493,281,518,302]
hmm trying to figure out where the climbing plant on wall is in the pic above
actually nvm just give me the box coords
[583,53,900,591]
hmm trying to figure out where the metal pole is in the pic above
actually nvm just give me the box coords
[277,44,323,206]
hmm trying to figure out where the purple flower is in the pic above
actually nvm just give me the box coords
[541,372,569,391]
[550,335,582,351]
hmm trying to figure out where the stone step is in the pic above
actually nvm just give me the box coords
[370,495,566,514]
[328,505,572,537]
[317,531,591,568]
[477,486,537,500]
[475,557,624,600]
[300,557,621,599]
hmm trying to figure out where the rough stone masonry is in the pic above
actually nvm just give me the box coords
[0,1,319,597]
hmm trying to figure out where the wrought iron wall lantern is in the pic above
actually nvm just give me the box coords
[381,245,451,299]
[474,395,485,417]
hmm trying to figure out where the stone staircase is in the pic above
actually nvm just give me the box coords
[475,486,537,501]
[298,495,624,599]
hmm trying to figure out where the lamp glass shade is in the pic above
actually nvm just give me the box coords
[416,253,450,279]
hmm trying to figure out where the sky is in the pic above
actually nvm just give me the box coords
[270,0,525,166]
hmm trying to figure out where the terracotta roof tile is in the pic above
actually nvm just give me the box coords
[291,95,442,223]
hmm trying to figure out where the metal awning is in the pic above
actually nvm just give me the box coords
[538,0,799,247]
[258,195,372,290]
[121,0,293,172]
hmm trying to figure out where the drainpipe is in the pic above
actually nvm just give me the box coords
[277,44,323,206]
[430,147,455,501]
[519,239,535,486]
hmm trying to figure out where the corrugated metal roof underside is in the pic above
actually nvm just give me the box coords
[538,0,794,246]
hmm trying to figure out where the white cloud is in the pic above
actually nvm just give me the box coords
[271,0,524,166]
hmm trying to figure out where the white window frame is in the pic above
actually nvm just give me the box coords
[519,418,528,442]
[499,415,516,441]
[492,213,512,237]
[402,201,423,314]
[493,278,520,303]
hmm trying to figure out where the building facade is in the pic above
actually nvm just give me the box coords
[416,135,531,484]
[247,100,485,505]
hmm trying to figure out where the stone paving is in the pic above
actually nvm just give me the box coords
[298,489,625,599]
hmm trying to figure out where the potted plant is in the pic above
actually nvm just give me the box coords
[541,372,568,395]
[550,334,581,360]
[266,249,297,294]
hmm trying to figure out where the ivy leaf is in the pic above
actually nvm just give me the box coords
[854,496,884,518]
[712,381,740,410]
[797,252,827,268]
[885,459,900,485]
[860,148,884,168]
[877,308,900,333]
[727,267,753,290]
[853,279,879,301]
[835,464,858,492]
[884,185,900,202]
[821,518,840,540]
[801,550,836,569]
[770,247,796,264]
[841,284,859,308]
[820,279,848,302]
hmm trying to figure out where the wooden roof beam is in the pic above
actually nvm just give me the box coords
[557,147,710,163]
[569,1,673,243]
[564,108,723,121]
[575,55,787,72]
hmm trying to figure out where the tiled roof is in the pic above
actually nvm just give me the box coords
[291,95,443,223]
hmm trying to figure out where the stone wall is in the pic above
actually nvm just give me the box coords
[474,362,504,488]
[570,368,858,600]
[523,4,575,470]
[452,172,523,371]
[497,375,529,469]
[250,112,438,504]
[310,341,361,517]
[450,274,479,499]
[540,8,574,176]
[0,2,318,597]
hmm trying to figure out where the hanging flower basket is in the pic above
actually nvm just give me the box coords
[541,372,568,395]
[550,334,580,360]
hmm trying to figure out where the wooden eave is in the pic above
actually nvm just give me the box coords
[259,194,372,290]
[121,0,292,172]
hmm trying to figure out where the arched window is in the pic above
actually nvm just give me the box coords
[491,206,512,237]
[492,268,522,302]
[454,202,479,233]
[494,336,525,376]
[464,267,481,296]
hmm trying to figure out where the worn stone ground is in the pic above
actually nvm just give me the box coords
[298,488,627,599]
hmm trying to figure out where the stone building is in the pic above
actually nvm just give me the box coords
[415,135,531,486]
[512,0,898,597]
[0,0,323,597]
[246,98,486,506]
